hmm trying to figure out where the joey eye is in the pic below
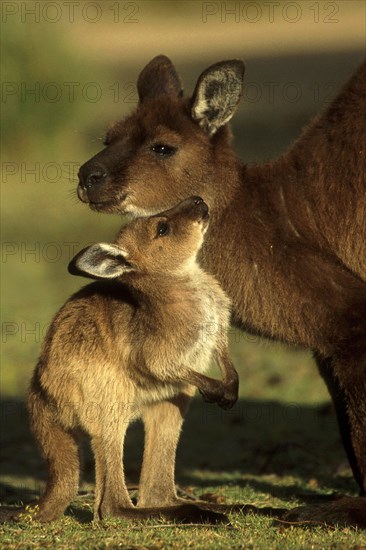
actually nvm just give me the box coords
[156,221,170,237]
[151,144,177,157]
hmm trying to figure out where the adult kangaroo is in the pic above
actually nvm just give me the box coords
[77,55,366,527]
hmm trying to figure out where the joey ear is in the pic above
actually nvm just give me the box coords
[68,243,134,280]
[191,60,245,135]
[137,55,183,102]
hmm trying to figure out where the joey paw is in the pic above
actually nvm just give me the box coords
[217,393,238,410]
[199,383,224,404]
[218,377,239,409]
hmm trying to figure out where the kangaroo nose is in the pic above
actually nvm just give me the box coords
[78,165,107,189]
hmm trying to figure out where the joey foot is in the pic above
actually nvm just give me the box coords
[162,504,228,524]
[108,504,228,524]
[187,501,287,518]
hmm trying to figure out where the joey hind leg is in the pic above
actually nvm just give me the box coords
[92,426,217,523]
[28,388,80,522]
[137,391,229,524]
[92,422,133,520]
[138,389,195,507]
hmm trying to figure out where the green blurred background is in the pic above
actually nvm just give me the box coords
[1,0,365,503]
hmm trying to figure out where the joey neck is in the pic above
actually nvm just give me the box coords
[124,271,197,302]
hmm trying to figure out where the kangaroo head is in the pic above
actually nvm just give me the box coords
[68,196,209,279]
[77,55,245,216]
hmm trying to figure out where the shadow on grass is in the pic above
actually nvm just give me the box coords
[65,504,93,524]
[0,394,356,509]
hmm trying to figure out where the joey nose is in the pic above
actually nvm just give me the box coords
[191,196,204,205]
[78,165,107,190]
[190,196,208,219]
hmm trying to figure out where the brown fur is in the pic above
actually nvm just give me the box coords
[28,197,238,523]
[76,55,366,526]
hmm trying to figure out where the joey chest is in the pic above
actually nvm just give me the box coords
[181,292,223,372]
[144,282,230,373]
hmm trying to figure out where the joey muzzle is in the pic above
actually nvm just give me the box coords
[156,196,209,223]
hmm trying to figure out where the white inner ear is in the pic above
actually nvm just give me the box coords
[93,242,131,278]
[192,84,210,122]
[192,70,225,121]
[192,67,242,135]
[75,242,132,279]
[98,243,129,258]
[95,258,118,277]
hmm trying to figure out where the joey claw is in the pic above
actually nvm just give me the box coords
[218,377,239,409]
[199,390,222,404]
[199,391,215,403]
[218,393,238,410]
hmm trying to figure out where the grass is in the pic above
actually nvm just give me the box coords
[1,392,365,548]
[1,9,366,549]
[2,345,365,548]
[1,514,364,549]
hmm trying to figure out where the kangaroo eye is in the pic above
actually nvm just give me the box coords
[151,144,177,157]
[157,221,170,237]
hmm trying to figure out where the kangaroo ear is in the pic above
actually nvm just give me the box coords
[137,55,183,102]
[68,243,135,280]
[191,60,245,135]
